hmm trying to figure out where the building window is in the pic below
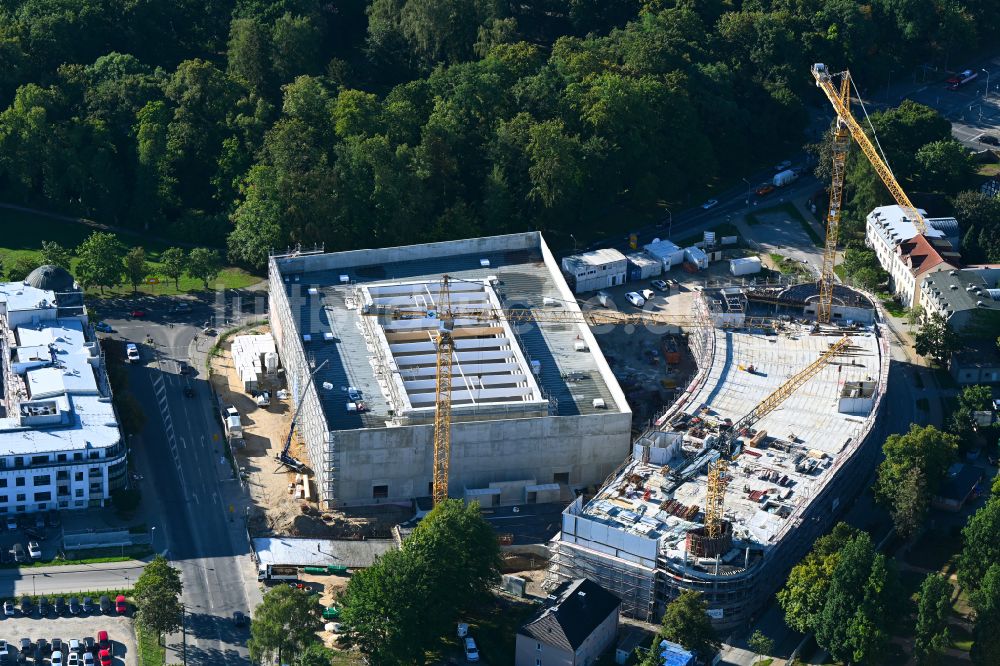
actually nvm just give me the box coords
[75,472,83,482]
[536,659,541,666]
[31,455,48,465]
[89,467,102,477]
[13,457,23,468]
[33,475,50,486]
[15,478,24,487]
[537,643,542,651]
[57,454,67,462]
[372,485,389,499]
[73,453,82,461]
[57,471,68,481]
[15,506,24,513]
[553,472,569,485]
[0,496,6,503]
[15,494,25,502]
[74,489,83,498]
[33,492,51,502]
[0,479,6,488]
[89,451,100,459]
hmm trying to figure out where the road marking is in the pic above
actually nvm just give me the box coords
[192,493,199,504]
[179,437,187,450]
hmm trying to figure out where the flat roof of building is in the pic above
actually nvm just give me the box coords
[568,326,885,564]
[272,233,628,433]
[0,283,59,314]
[253,536,397,568]
[562,248,627,272]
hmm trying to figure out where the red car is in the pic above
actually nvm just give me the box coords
[97,630,109,650]
[98,649,112,666]
[115,595,127,614]
[129,310,146,318]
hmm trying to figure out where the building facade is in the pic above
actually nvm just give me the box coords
[0,268,126,516]
[561,249,628,294]
[920,268,1000,332]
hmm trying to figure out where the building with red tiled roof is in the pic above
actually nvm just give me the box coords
[888,233,961,308]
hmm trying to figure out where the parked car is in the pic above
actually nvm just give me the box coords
[98,649,112,666]
[99,596,111,614]
[27,541,40,559]
[5,517,16,530]
[625,291,645,307]
[171,302,192,312]
[19,638,31,653]
[640,289,654,301]
[11,543,25,562]
[129,309,146,318]
[83,637,96,654]
[69,597,81,614]
[0,640,8,658]
[83,652,95,666]
[125,342,140,363]
[51,639,62,654]
[36,638,48,656]
[51,650,63,666]
[700,198,719,209]
[97,631,109,651]
[46,596,58,615]
[651,279,668,292]
[114,595,127,614]
[255,391,271,407]
[756,183,775,196]
[94,321,113,333]
[83,596,94,613]
[774,159,792,171]
[232,611,248,627]
[38,597,50,615]
[980,134,1000,146]
[20,596,31,615]
[464,637,480,662]
[68,652,80,666]
[3,601,15,617]
[55,596,67,614]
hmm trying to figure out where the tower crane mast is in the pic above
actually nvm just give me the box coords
[810,63,928,323]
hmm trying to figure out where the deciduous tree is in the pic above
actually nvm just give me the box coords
[124,247,149,293]
[249,585,322,665]
[74,232,125,293]
[40,241,71,268]
[959,498,1000,589]
[915,312,959,365]
[875,424,957,534]
[777,522,858,633]
[160,247,185,289]
[747,630,774,663]
[641,590,720,663]
[133,556,183,642]
[914,574,953,664]
[187,248,221,289]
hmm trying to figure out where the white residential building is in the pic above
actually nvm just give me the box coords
[561,248,628,294]
[865,205,962,307]
[0,266,126,516]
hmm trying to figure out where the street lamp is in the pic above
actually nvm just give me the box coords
[741,178,751,205]
[150,526,156,553]
[665,207,673,239]
[569,234,578,252]
[982,69,991,100]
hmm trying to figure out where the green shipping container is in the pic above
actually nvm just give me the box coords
[322,606,340,619]
[303,566,328,575]
[328,565,349,575]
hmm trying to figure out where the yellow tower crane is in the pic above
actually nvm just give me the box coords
[810,63,928,323]
[702,334,852,536]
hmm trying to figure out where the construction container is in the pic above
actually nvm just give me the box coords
[683,246,708,270]
[730,256,762,276]
[626,252,662,280]
[643,239,684,270]
[561,248,628,293]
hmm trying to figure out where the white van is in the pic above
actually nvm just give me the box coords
[125,343,140,363]
[464,637,480,662]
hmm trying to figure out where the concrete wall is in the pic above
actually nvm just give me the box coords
[515,636,574,666]
[334,411,631,505]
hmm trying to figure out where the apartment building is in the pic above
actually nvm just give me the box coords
[920,267,1000,332]
[0,266,126,516]
[866,206,964,306]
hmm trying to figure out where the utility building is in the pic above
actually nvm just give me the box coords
[561,249,628,294]
[268,233,632,509]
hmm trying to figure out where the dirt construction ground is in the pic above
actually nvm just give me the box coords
[208,327,410,539]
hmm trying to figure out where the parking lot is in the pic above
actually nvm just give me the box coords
[0,614,134,664]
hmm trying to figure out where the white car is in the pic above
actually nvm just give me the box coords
[464,637,480,662]
[255,391,271,407]
[83,653,95,666]
[774,160,792,171]
[28,541,41,559]
[701,199,719,209]
[457,622,468,638]
[651,279,668,292]
[125,343,140,363]
[68,652,80,666]
[641,289,655,301]
[625,292,645,307]
[51,651,63,666]
[0,640,8,658]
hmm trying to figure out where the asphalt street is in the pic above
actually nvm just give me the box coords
[0,560,146,597]
[99,297,256,665]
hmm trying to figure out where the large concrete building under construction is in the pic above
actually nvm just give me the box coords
[268,233,632,508]
[546,285,889,630]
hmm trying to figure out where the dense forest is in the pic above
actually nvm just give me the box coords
[0,0,994,268]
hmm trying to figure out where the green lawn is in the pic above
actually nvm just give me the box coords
[431,596,537,664]
[136,623,165,666]
[881,298,906,317]
[0,208,260,297]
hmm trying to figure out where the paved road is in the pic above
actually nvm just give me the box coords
[99,296,257,665]
[0,561,146,597]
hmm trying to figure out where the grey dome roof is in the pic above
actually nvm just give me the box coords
[25,264,78,293]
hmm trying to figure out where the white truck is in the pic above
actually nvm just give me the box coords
[257,564,298,582]
[773,169,799,187]
[223,406,243,444]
